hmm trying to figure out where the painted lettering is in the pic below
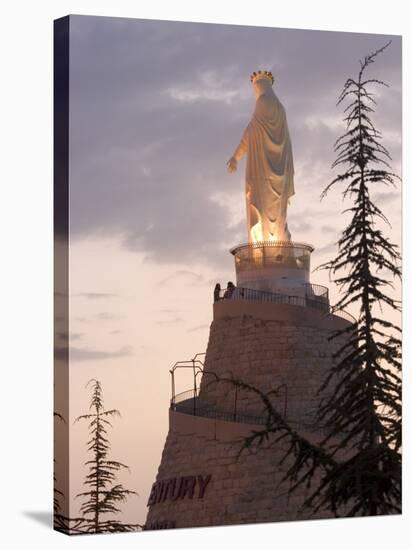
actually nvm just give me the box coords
[197,474,212,499]
[169,477,181,501]
[179,476,196,499]
[147,474,212,506]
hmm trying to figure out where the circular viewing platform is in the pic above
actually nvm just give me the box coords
[230,240,315,294]
[230,240,314,272]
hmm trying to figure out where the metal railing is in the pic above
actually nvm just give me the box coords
[217,284,329,312]
[171,373,288,424]
[331,308,357,325]
[171,390,268,426]
[230,241,314,273]
[169,353,205,415]
[215,284,356,323]
[304,282,329,299]
[230,240,314,253]
[171,390,330,433]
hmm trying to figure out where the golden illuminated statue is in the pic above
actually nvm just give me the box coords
[227,70,295,243]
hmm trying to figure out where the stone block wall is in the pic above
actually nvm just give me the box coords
[145,300,353,530]
[199,300,351,429]
[145,411,333,529]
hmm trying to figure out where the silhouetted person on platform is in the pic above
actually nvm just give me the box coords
[224,281,235,299]
[214,283,221,303]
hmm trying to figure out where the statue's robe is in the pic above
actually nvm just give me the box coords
[234,80,295,243]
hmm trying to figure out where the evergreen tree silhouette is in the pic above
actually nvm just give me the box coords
[53,411,68,532]
[314,40,401,515]
[213,42,401,518]
[74,379,140,533]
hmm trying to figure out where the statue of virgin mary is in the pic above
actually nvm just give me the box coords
[227,71,295,243]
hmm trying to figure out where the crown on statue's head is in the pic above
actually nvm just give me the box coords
[250,70,274,85]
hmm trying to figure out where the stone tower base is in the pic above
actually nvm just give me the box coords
[145,299,352,529]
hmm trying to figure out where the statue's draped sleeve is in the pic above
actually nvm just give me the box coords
[233,123,251,161]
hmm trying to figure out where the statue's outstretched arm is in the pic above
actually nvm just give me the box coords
[233,124,250,161]
[227,124,250,173]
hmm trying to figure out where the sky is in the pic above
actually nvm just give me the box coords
[54,15,402,527]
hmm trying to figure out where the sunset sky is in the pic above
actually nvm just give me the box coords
[54,15,401,526]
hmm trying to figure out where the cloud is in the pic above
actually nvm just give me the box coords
[158,270,205,287]
[288,219,312,234]
[71,313,125,324]
[155,317,185,326]
[69,345,133,362]
[314,242,338,256]
[320,225,337,234]
[187,324,209,333]
[95,312,124,321]
[165,70,245,104]
[65,15,401,268]
[371,191,401,206]
[74,292,118,299]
